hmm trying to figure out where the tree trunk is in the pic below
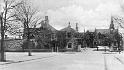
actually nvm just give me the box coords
[0,13,5,62]
[27,28,32,56]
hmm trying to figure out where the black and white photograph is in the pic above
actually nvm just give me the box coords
[0,0,124,70]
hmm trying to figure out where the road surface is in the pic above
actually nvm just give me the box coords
[0,48,124,70]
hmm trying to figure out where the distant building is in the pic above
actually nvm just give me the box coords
[95,17,118,34]
[95,16,123,51]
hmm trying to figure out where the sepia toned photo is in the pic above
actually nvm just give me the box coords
[0,0,124,70]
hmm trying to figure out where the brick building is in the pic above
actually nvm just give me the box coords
[23,16,84,52]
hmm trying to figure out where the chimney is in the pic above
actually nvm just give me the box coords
[45,16,48,21]
[68,22,71,27]
[45,16,49,24]
[76,23,78,32]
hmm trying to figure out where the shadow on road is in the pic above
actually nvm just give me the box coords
[0,55,56,65]
[102,52,117,54]
[93,49,109,51]
[93,48,118,54]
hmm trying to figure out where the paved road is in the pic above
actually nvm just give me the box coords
[0,48,124,70]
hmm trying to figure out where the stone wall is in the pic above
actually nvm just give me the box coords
[0,39,24,51]
[0,39,52,52]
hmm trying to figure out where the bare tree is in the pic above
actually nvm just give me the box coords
[113,16,124,29]
[0,0,22,61]
[12,0,41,56]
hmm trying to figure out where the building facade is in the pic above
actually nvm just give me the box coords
[23,16,123,52]
[23,16,85,52]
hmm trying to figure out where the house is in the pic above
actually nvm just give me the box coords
[23,16,57,49]
[57,22,86,51]
[58,22,78,51]
[23,16,85,52]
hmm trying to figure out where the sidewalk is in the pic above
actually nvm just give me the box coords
[114,51,124,64]
[0,52,59,65]
[105,54,124,70]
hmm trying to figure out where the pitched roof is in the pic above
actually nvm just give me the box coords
[40,21,57,32]
[45,23,57,32]
[95,29,110,34]
[60,26,76,32]
[60,22,76,32]
[95,29,118,34]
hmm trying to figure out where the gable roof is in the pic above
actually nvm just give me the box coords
[95,29,110,34]
[95,29,118,34]
[40,21,57,32]
[60,27,76,32]
[60,22,76,33]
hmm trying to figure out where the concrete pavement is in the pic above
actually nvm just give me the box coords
[0,52,59,65]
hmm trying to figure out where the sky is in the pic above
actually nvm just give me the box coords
[1,0,124,32]
[31,0,124,32]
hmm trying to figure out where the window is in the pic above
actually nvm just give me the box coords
[114,42,116,46]
[51,34,56,40]
[81,45,83,48]
[68,43,72,48]
[67,32,71,38]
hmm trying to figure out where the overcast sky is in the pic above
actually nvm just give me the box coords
[1,0,124,32]
[31,0,124,32]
